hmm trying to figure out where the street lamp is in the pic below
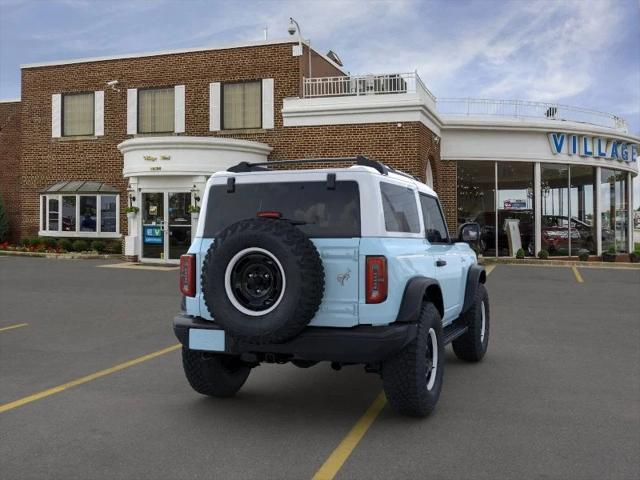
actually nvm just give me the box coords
[288,17,312,79]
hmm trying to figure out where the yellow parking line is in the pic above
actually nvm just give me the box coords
[312,264,496,479]
[571,265,584,283]
[0,344,181,414]
[312,391,387,480]
[0,323,28,333]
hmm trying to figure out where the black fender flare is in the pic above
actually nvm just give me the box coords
[461,264,486,314]
[395,277,444,322]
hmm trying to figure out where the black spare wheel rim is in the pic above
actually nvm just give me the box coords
[226,248,285,315]
[202,217,325,344]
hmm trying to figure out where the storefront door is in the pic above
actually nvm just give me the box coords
[141,192,191,262]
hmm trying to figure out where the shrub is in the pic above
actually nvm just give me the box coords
[108,240,122,254]
[607,245,616,254]
[21,237,32,247]
[515,248,525,259]
[72,239,89,252]
[41,237,57,249]
[58,238,73,252]
[91,240,106,253]
[537,249,549,260]
[0,194,9,242]
[577,249,590,262]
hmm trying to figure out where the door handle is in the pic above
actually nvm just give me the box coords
[436,259,447,267]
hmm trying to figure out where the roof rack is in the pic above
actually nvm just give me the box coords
[227,156,418,181]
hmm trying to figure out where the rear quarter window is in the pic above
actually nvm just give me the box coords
[203,181,361,238]
[380,182,420,233]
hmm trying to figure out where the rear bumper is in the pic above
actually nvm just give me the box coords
[173,314,417,364]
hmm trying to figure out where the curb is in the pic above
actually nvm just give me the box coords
[0,250,121,260]
[479,257,640,269]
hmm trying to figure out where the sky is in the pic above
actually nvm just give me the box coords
[1,0,639,205]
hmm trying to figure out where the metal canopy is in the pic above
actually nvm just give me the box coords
[41,181,119,194]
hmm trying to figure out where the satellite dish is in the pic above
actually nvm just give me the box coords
[326,50,343,67]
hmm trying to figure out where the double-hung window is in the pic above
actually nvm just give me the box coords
[62,92,95,136]
[138,87,175,133]
[222,81,261,129]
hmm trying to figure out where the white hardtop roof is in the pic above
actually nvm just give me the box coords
[210,165,438,197]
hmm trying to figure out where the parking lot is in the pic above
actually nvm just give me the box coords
[1,257,639,480]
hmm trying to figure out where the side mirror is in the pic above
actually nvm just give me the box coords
[459,222,480,243]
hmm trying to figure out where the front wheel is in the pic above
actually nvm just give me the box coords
[382,302,444,417]
[452,283,490,362]
[182,347,251,398]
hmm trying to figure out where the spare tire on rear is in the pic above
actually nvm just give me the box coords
[202,217,324,344]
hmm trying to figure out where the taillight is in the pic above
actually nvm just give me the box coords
[366,256,387,304]
[179,254,196,297]
[257,211,282,219]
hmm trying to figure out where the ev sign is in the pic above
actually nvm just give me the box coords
[548,132,638,163]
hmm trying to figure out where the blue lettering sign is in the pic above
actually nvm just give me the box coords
[620,143,628,162]
[548,133,565,154]
[143,226,163,245]
[609,141,619,159]
[595,138,607,157]
[580,136,593,156]
[569,135,578,155]
[631,144,638,163]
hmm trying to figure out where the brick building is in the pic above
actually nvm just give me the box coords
[1,38,637,261]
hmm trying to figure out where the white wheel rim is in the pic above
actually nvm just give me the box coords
[426,327,438,391]
[480,301,486,343]
[224,247,286,317]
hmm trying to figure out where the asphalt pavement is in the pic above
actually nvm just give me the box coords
[0,257,638,480]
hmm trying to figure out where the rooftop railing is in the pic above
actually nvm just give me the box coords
[436,98,628,131]
[301,73,628,132]
[303,72,437,102]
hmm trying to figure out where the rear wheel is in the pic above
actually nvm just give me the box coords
[382,302,444,417]
[452,283,489,362]
[182,347,251,398]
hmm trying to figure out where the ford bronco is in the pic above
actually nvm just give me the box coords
[174,157,489,417]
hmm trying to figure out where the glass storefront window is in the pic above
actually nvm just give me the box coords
[601,169,631,253]
[541,164,569,256]
[79,196,97,232]
[569,166,596,255]
[497,162,534,256]
[40,192,119,236]
[455,160,628,257]
[100,195,117,233]
[62,196,76,232]
[615,171,629,252]
[457,161,496,256]
[48,197,59,231]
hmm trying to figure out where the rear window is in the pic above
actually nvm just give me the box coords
[203,181,361,238]
[380,182,420,233]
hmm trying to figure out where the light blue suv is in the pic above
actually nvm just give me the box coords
[174,157,489,417]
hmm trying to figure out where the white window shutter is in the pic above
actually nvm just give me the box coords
[262,78,274,129]
[127,88,137,135]
[51,94,62,138]
[94,91,104,136]
[174,85,185,133]
[209,82,221,131]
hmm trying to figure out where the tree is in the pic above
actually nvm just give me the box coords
[0,194,9,242]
